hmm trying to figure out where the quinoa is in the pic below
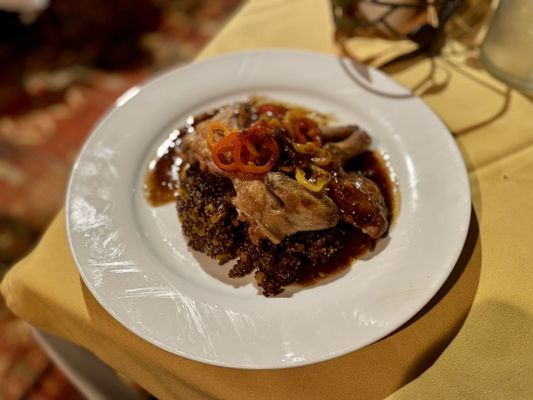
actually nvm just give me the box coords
[177,164,352,296]
[176,164,244,264]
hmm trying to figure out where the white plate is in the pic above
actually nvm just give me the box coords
[66,49,471,369]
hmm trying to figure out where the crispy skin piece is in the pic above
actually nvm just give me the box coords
[232,173,339,244]
[327,173,389,239]
[321,125,359,141]
[325,127,371,166]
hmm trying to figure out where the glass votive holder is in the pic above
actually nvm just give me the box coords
[480,0,533,94]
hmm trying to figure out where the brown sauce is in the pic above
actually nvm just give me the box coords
[298,151,397,284]
[297,227,374,284]
[144,110,215,206]
[347,150,397,215]
[144,129,183,206]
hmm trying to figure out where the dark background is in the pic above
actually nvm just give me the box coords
[0,1,241,398]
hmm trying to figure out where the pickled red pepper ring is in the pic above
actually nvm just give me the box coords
[234,134,279,174]
[292,117,322,145]
[210,124,280,174]
[282,111,323,145]
[245,137,262,157]
[211,131,239,171]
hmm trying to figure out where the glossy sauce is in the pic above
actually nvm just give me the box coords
[144,110,215,206]
[144,129,183,206]
[298,151,397,284]
[145,111,398,285]
[347,150,398,215]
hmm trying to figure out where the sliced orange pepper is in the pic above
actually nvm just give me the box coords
[292,117,322,145]
[211,131,239,171]
[244,136,262,157]
[210,123,280,174]
[234,133,279,174]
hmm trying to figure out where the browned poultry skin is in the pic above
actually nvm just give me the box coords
[233,173,339,244]
[321,124,359,141]
[327,173,389,239]
[179,105,387,244]
[179,104,248,175]
[325,127,371,166]
[179,105,342,244]
[322,126,389,238]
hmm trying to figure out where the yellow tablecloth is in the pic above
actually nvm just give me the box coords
[3,0,533,399]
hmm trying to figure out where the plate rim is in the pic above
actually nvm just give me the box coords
[65,48,471,369]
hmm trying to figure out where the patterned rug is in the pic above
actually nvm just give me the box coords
[0,1,242,398]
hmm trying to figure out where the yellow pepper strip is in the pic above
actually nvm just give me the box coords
[206,122,230,150]
[295,165,331,192]
[259,114,282,128]
[282,109,306,135]
[310,154,332,167]
[292,142,316,154]
[292,142,332,167]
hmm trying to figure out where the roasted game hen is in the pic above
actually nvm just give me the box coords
[146,98,396,296]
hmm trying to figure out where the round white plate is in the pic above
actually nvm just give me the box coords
[66,49,470,369]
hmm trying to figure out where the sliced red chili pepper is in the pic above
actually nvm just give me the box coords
[209,117,282,174]
[246,120,275,136]
[234,133,279,174]
[292,117,322,145]
[245,136,262,157]
[211,131,239,171]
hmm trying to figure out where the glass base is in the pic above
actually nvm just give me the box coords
[480,50,533,96]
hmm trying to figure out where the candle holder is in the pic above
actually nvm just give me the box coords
[332,0,464,62]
